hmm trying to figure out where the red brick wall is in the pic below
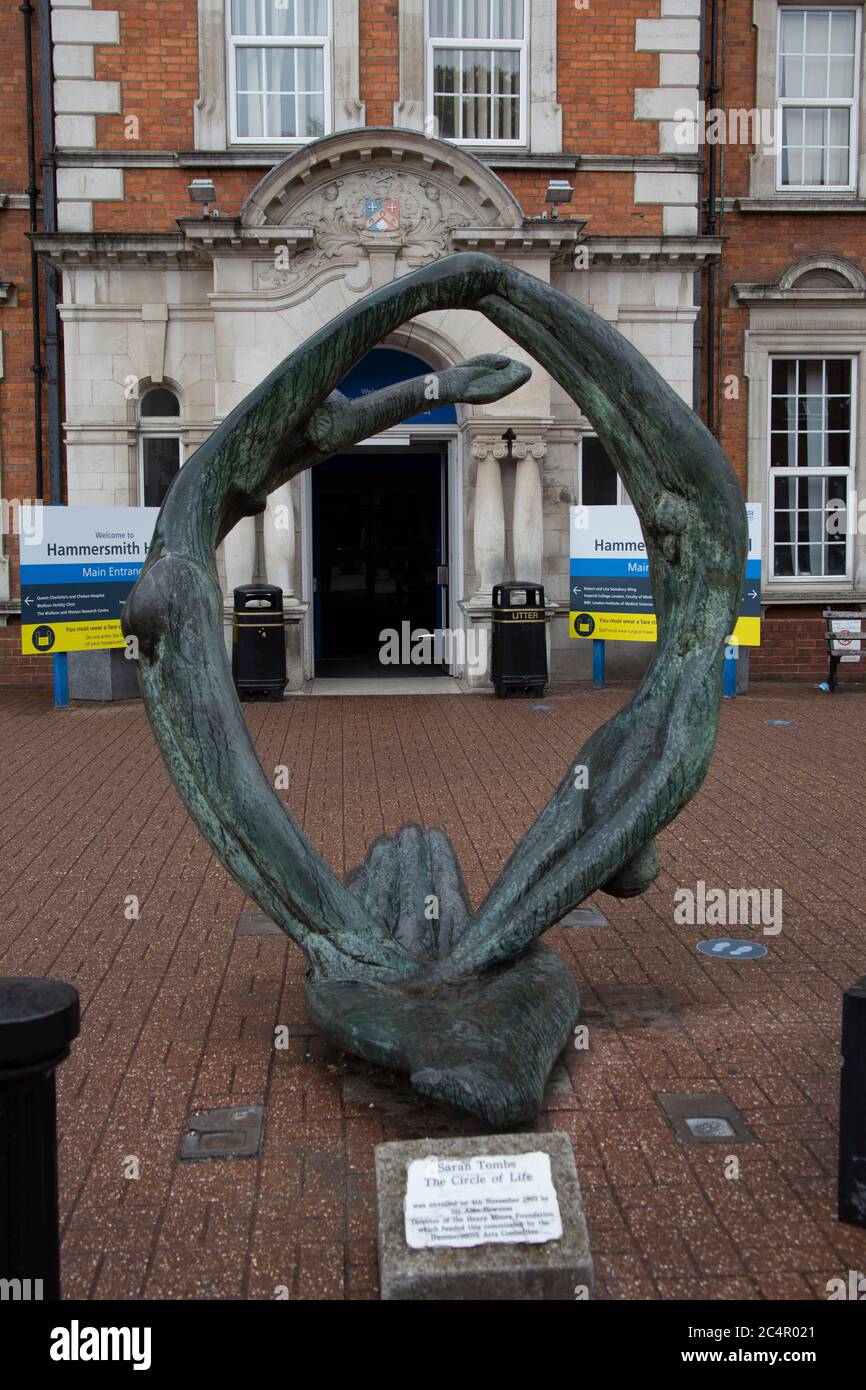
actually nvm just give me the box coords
[0,619,51,688]
[701,1,866,682]
[360,0,400,124]
[559,0,661,157]
[93,0,199,149]
[0,3,52,685]
[706,1,866,472]
[749,608,862,684]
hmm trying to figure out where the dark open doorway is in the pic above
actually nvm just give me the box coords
[312,450,449,677]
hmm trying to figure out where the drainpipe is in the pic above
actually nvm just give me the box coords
[38,0,63,504]
[21,0,44,500]
[693,0,707,414]
[704,0,720,435]
[716,0,728,447]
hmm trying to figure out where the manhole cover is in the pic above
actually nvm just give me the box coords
[697,938,768,959]
[180,1105,266,1160]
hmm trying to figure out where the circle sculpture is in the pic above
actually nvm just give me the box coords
[123,253,747,1126]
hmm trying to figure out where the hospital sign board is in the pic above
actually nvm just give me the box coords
[20,506,159,655]
[569,503,761,646]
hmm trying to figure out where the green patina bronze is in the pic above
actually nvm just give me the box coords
[122,253,747,1126]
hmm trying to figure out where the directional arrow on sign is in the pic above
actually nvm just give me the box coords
[23,596,34,607]
[747,588,758,599]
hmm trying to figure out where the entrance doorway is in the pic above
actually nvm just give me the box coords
[312,450,449,677]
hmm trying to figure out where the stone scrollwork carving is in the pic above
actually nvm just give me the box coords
[255,166,473,292]
[123,254,746,1126]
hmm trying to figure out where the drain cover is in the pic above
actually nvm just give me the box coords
[528,704,553,712]
[236,912,283,936]
[658,1093,754,1144]
[558,903,611,929]
[180,1105,266,1160]
[765,719,795,727]
[697,938,768,959]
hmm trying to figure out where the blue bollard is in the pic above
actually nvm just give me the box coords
[723,644,738,698]
[592,638,605,689]
[53,652,68,709]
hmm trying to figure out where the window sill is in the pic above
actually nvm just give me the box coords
[479,151,575,170]
[737,196,866,213]
[762,585,861,605]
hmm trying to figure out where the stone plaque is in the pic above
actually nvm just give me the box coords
[405,1152,563,1249]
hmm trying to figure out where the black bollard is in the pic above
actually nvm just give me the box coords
[0,978,80,1300]
[838,975,866,1228]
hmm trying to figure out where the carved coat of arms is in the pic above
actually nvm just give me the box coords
[364,197,400,233]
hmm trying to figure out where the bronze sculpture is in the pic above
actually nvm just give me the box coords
[123,253,746,1125]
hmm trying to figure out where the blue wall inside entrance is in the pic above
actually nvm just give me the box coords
[338,348,457,425]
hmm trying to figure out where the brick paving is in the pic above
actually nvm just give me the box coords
[1,680,865,1301]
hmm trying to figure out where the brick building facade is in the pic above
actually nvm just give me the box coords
[1,0,863,687]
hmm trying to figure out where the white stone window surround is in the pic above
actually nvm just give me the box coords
[776,4,861,192]
[766,353,856,581]
[226,0,333,145]
[749,0,866,203]
[425,0,529,147]
[395,0,562,154]
[137,383,184,508]
[196,0,364,149]
[743,294,866,598]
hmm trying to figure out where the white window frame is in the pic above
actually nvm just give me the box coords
[776,5,862,193]
[766,353,856,582]
[226,0,333,146]
[139,430,185,509]
[425,0,528,147]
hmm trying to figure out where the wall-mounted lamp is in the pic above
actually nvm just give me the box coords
[544,179,574,219]
[188,179,217,218]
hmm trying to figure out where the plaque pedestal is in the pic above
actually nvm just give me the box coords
[374,1132,593,1301]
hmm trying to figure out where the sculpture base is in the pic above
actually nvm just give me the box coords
[307,941,580,1127]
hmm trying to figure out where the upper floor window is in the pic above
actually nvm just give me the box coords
[228,0,330,144]
[778,7,861,190]
[427,0,527,145]
[769,357,854,578]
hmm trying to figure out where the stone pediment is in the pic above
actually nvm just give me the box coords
[240,128,523,293]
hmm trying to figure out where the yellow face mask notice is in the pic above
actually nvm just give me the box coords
[568,612,761,646]
[21,620,124,654]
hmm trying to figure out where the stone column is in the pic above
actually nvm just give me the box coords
[512,439,546,581]
[264,480,296,601]
[469,438,507,603]
[222,516,255,597]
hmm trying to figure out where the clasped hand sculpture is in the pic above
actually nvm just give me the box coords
[124,254,746,1126]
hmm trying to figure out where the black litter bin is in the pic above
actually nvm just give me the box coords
[491,581,548,699]
[232,585,286,701]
